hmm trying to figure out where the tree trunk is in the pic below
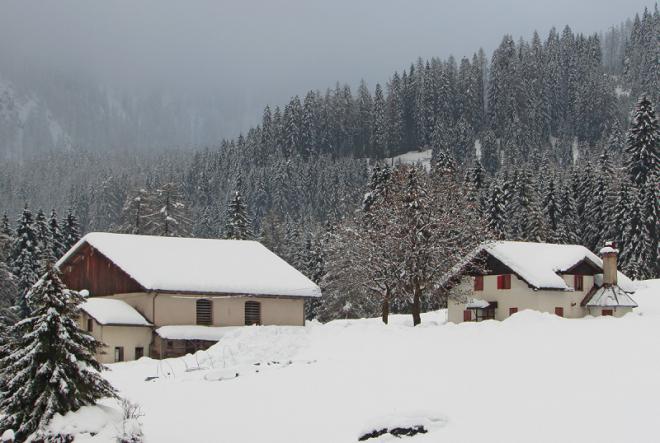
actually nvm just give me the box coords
[412,281,421,326]
[382,289,390,324]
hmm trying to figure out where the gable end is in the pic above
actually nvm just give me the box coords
[59,242,145,296]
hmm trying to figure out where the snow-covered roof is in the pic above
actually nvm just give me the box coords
[465,298,490,309]
[482,241,636,292]
[585,286,638,308]
[58,233,322,298]
[81,298,151,326]
[155,325,240,341]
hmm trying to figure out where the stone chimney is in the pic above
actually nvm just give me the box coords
[599,241,618,286]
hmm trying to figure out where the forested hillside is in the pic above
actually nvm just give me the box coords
[0,6,657,320]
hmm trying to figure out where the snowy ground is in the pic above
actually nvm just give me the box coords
[66,280,660,442]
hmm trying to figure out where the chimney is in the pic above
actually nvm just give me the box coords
[599,241,618,286]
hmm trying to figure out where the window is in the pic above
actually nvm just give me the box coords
[245,301,261,325]
[463,310,472,322]
[87,318,94,332]
[474,307,496,321]
[474,275,484,291]
[555,307,564,317]
[602,309,613,316]
[135,347,144,359]
[574,275,584,291]
[114,347,124,362]
[497,274,511,290]
[509,307,518,316]
[167,341,174,349]
[196,299,213,325]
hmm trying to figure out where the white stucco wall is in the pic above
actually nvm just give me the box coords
[79,312,153,364]
[448,274,606,323]
[106,292,305,327]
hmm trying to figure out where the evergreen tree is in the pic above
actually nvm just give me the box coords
[34,209,51,260]
[0,266,116,441]
[543,178,562,243]
[619,189,645,277]
[0,214,11,237]
[486,181,507,240]
[61,209,81,251]
[583,174,610,251]
[223,189,253,241]
[10,206,40,318]
[609,180,634,252]
[638,174,659,277]
[558,186,579,244]
[48,210,66,260]
[625,95,659,187]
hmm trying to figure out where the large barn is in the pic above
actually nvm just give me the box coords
[57,232,322,362]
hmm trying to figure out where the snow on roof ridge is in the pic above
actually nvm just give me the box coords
[57,232,322,298]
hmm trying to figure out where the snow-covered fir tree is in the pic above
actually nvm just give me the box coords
[34,209,52,260]
[485,180,507,240]
[48,209,66,260]
[10,206,40,318]
[625,95,659,187]
[1,214,11,237]
[61,209,81,251]
[0,265,116,441]
[223,182,253,241]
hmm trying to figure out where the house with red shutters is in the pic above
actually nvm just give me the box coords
[446,241,638,323]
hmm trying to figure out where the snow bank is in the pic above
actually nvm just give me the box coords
[81,298,151,326]
[102,285,659,442]
[632,279,660,316]
[34,401,143,443]
[58,233,321,298]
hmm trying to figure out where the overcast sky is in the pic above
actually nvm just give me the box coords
[0,0,655,128]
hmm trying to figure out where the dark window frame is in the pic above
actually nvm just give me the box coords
[245,300,262,325]
[474,307,496,321]
[114,346,124,362]
[574,274,584,291]
[87,318,94,332]
[196,298,213,326]
[135,347,144,359]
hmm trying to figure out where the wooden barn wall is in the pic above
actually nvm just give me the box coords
[60,243,143,296]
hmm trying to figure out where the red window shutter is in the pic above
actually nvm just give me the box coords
[498,274,511,289]
[574,275,583,291]
[602,309,613,316]
[474,275,484,291]
[463,310,472,322]
[509,307,518,316]
[555,307,564,317]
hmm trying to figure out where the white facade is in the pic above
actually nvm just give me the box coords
[448,274,634,323]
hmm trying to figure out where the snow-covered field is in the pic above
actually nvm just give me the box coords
[67,280,660,442]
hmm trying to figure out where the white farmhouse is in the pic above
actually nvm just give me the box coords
[447,241,637,323]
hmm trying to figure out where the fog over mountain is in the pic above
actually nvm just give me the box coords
[0,0,655,155]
